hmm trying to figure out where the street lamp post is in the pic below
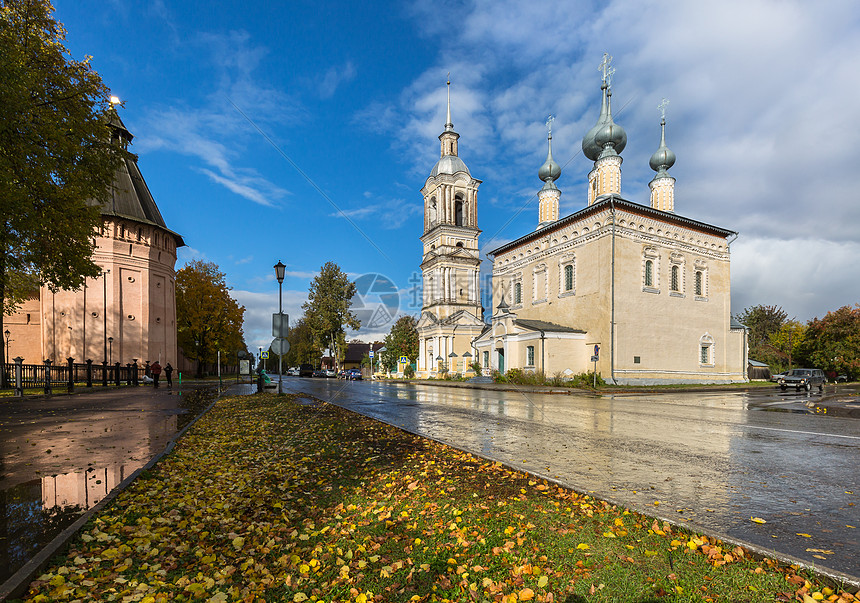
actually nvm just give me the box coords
[377,346,387,379]
[108,337,113,365]
[274,261,286,394]
[3,329,10,389]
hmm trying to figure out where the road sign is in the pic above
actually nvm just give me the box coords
[260,351,270,360]
[271,338,290,356]
[272,313,289,338]
[399,356,409,364]
[369,350,374,358]
[590,355,599,362]
[594,344,599,359]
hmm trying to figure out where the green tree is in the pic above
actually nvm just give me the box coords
[735,304,789,368]
[0,0,124,368]
[302,262,359,370]
[380,315,419,372]
[768,320,806,371]
[735,304,788,348]
[176,261,246,377]
[283,315,319,366]
[796,305,860,379]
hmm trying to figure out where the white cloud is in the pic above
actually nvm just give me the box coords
[732,237,860,322]
[319,61,357,99]
[329,197,423,229]
[132,30,296,207]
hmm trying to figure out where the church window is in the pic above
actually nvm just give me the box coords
[645,260,653,287]
[527,346,535,366]
[564,264,574,292]
[669,253,685,296]
[695,271,703,296]
[699,334,715,366]
[483,351,489,368]
[671,265,679,292]
[514,282,522,305]
[456,242,463,248]
[137,228,142,241]
[455,198,464,226]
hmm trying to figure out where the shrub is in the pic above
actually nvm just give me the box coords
[403,364,415,379]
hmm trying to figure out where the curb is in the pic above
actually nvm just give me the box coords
[0,385,230,602]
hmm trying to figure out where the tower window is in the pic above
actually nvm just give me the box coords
[671,265,679,292]
[514,282,522,305]
[645,260,653,287]
[564,264,574,291]
[455,199,464,226]
[695,271,703,296]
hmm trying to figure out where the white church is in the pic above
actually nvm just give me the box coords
[416,58,748,384]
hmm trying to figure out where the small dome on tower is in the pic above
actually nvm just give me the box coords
[649,117,676,174]
[539,132,561,184]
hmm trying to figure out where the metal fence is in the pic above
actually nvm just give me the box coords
[0,358,142,395]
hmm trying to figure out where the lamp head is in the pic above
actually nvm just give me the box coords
[274,260,286,284]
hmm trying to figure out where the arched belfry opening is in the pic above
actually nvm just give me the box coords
[455,198,464,226]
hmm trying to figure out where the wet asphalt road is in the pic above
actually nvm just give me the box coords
[278,377,860,579]
[0,382,216,584]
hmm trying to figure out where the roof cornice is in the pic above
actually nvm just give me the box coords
[488,195,736,257]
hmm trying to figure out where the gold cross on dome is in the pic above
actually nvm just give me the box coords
[598,53,614,84]
[545,114,555,136]
[658,98,670,120]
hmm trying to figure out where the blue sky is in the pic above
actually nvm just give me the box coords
[54,0,860,352]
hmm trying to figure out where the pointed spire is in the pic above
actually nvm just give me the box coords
[445,73,454,132]
[539,115,561,187]
[650,99,676,176]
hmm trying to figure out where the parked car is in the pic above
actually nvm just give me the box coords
[299,364,314,377]
[325,369,337,378]
[778,368,826,392]
[770,371,788,383]
[837,374,848,383]
[312,369,327,378]
[346,368,362,380]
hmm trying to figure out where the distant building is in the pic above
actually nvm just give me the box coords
[5,108,185,367]
[472,59,747,384]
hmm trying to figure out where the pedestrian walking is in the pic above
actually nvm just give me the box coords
[151,360,162,388]
[164,363,174,388]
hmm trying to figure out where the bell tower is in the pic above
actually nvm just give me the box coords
[416,78,485,376]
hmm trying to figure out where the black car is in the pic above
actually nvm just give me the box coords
[298,364,314,377]
[778,368,826,392]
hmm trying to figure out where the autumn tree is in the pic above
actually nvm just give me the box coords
[176,261,246,377]
[796,305,860,379]
[380,315,419,372]
[735,304,789,368]
[302,262,359,370]
[769,320,806,371]
[0,0,124,369]
[283,315,319,366]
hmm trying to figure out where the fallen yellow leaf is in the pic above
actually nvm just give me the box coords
[796,533,812,538]
[537,575,548,588]
[750,517,767,524]
[519,587,535,601]
[576,543,589,550]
